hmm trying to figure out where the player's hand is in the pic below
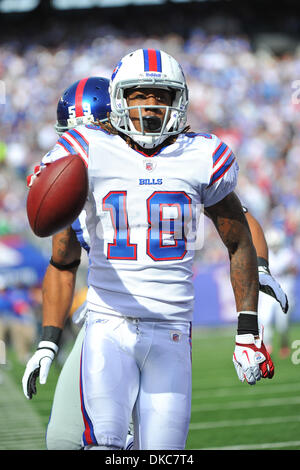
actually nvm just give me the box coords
[258,265,289,313]
[22,341,58,399]
[26,163,48,188]
[233,333,274,385]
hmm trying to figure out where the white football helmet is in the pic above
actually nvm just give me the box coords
[109,49,189,149]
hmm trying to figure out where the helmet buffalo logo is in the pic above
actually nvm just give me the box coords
[111,61,122,81]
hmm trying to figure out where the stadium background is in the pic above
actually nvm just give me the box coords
[0,0,300,451]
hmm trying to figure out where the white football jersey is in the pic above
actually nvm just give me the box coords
[42,126,238,321]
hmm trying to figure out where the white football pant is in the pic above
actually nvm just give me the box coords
[80,311,192,450]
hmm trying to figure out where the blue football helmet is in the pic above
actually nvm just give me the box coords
[55,76,111,135]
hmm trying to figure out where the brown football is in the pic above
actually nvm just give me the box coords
[27,154,88,237]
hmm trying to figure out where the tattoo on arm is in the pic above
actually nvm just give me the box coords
[205,192,259,312]
[57,234,70,259]
[52,227,81,265]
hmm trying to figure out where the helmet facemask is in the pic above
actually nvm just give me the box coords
[55,113,99,136]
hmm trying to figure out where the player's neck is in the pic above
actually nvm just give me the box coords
[119,132,177,156]
[132,142,159,156]
[130,136,177,156]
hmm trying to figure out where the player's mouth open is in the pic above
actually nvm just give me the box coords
[142,115,162,132]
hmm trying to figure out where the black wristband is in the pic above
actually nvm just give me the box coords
[50,257,81,271]
[237,312,259,336]
[41,326,62,346]
[257,257,269,270]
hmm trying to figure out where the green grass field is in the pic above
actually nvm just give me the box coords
[1,323,300,450]
[187,324,300,450]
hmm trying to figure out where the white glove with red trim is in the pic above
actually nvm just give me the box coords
[26,163,48,188]
[233,333,274,385]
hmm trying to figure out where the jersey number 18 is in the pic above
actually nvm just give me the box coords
[103,190,192,261]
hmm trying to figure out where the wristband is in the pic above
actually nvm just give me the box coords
[237,311,259,336]
[41,325,62,346]
[257,257,269,270]
[50,257,81,271]
[37,340,59,355]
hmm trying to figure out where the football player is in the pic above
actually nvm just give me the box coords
[25,76,133,450]
[42,209,287,450]
[258,227,297,356]
[22,49,286,450]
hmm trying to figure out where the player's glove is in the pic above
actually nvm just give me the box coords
[22,324,62,400]
[26,163,48,188]
[258,261,289,313]
[22,340,58,399]
[233,333,274,385]
[258,257,289,313]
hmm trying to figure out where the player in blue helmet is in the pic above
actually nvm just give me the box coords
[54,77,111,251]
[54,76,111,135]
[54,76,110,251]
[23,76,135,450]
[53,76,110,259]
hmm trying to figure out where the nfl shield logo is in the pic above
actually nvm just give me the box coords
[144,160,156,172]
[171,332,181,342]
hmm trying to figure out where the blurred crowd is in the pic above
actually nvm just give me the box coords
[0,17,299,358]
[1,26,300,253]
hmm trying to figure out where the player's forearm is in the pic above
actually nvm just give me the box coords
[229,241,259,313]
[229,236,260,336]
[205,193,259,335]
[42,264,77,329]
[245,211,268,261]
[42,227,81,329]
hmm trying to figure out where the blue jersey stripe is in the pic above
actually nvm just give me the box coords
[212,142,228,166]
[71,217,90,253]
[80,355,97,446]
[186,132,212,139]
[66,129,89,155]
[58,136,77,154]
[209,153,235,185]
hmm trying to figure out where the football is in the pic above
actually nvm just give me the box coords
[27,154,88,237]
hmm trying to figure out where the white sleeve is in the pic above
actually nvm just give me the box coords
[42,126,89,165]
[41,143,68,164]
[71,210,90,253]
[27,142,68,188]
[203,139,239,207]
